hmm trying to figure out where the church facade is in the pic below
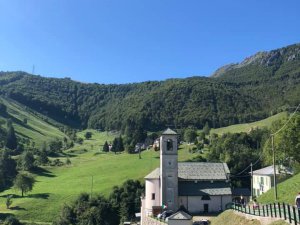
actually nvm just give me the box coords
[141,128,232,223]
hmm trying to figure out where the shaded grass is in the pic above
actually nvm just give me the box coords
[0,97,66,147]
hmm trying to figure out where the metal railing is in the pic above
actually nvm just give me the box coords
[232,202,300,225]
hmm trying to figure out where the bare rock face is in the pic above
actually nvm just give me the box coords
[211,43,300,77]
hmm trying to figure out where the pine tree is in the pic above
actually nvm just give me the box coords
[203,122,211,135]
[5,123,17,150]
[37,142,49,165]
[103,141,109,152]
[118,136,124,152]
[111,138,118,154]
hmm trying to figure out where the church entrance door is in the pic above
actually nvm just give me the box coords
[204,204,209,213]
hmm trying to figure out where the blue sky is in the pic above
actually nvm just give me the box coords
[0,0,299,84]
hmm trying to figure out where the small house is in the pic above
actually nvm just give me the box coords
[167,211,192,225]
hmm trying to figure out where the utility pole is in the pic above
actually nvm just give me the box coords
[251,162,253,201]
[271,135,278,201]
[139,147,141,159]
[90,176,94,199]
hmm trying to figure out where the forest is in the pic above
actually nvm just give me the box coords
[0,44,299,132]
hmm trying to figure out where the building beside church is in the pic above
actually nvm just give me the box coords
[141,129,232,224]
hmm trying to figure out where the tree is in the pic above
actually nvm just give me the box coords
[18,151,35,171]
[14,173,36,197]
[37,142,49,165]
[6,195,13,209]
[109,180,144,223]
[118,136,124,152]
[203,122,211,135]
[184,127,197,143]
[111,138,118,154]
[49,139,63,154]
[5,123,17,150]
[3,215,21,225]
[103,141,109,152]
[0,102,7,115]
[198,131,205,141]
[263,114,300,168]
[84,131,92,140]
[0,149,17,190]
[54,193,119,225]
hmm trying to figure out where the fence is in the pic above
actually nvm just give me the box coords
[232,202,300,225]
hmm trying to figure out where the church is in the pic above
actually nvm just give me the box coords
[141,128,232,222]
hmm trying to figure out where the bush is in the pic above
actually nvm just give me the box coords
[6,195,13,209]
[66,157,71,165]
[3,215,22,225]
[84,131,92,139]
[50,159,64,167]
[76,138,84,145]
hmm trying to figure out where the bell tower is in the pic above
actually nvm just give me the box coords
[160,128,178,211]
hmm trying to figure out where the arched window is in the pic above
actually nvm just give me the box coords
[201,195,211,200]
[167,139,173,151]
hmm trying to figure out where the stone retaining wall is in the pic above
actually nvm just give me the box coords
[143,216,166,225]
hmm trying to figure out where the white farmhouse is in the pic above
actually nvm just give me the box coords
[252,165,280,197]
[141,129,232,224]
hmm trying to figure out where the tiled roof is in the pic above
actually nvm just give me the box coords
[178,162,230,180]
[252,165,279,175]
[162,128,177,135]
[168,211,192,220]
[145,162,231,180]
[145,168,160,179]
[178,181,232,196]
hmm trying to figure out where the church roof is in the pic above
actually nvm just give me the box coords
[144,168,160,179]
[178,162,230,180]
[168,210,192,220]
[162,128,177,135]
[178,181,232,196]
[144,162,230,180]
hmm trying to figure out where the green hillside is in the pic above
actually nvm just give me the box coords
[0,43,299,132]
[0,97,66,147]
[210,112,287,135]
[258,172,300,205]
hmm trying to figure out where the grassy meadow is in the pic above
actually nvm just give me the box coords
[0,130,200,223]
[0,108,289,223]
[210,112,287,135]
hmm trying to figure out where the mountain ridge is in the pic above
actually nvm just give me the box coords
[0,42,299,131]
[212,42,300,77]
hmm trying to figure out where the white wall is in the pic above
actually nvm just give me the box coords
[253,175,272,196]
[178,195,231,213]
[145,179,160,215]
